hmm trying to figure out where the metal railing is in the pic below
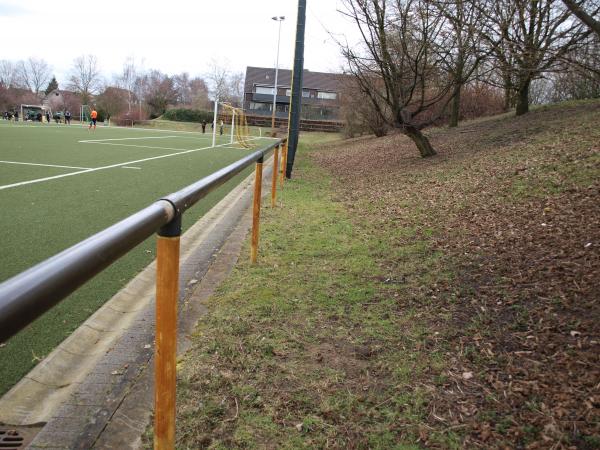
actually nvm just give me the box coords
[0,138,288,449]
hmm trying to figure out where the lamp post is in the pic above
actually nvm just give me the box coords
[271,15,285,137]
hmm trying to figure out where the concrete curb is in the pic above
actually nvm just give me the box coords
[0,154,278,448]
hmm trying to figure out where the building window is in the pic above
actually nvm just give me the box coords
[317,91,337,100]
[249,102,271,111]
[286,89,311,98]
[255,86,274,95]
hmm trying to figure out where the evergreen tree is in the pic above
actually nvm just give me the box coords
[45,76,58,95]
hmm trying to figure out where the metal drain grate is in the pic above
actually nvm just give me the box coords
[0,429,24,449]
[0,425,43,449]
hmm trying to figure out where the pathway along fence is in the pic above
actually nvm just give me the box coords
[0,138,289,449]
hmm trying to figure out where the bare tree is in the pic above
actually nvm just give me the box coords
[116,56,138,112]
[562,0,600,36]
[96,86,128,120]
[0,60,17,88]
[227,71,245,107]
[339,75,389,137]
[553,31,600,94]
[481,0,589,116]
[433,0,488,127]
[206,60,231,103]
[341,0,459,157]
[204,60,247,109]
[141,70,177,118]
[16,58,52,94]
[189,77,210,110]
[173,72,192,105]
[69,55,103,104]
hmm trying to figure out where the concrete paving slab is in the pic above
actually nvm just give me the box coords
[26,349,91,386]
[59,326,107,355]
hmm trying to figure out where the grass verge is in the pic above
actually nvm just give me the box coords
[170,133,452,448]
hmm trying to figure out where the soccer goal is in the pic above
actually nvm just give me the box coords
[214,102,254,149]
[20,104,47,122]
[118,118,134,128]
[80,105,91,126]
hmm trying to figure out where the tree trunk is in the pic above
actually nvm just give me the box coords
[404,126,436,157]
[515,79,531,116]
[503,88,512,112]
[449,85,461,128]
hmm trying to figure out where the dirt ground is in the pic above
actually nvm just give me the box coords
[316,101,600,449]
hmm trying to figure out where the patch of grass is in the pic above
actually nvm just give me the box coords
[582,435,600,449]
[171,133,446,448]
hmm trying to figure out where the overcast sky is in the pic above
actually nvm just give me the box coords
[0,0,360,86]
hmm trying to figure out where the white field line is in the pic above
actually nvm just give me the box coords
[0,137,263,191]
[79,142,193,151]
[0,125,61,129]
[0,160,92,170]
[121,166,141,170]
[78,136,180,143]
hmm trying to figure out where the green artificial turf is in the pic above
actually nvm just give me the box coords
[0,121,274,395]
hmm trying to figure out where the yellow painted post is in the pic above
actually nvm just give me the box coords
[251,158,264,263]
[154,216,181,450]
[271,145,279,208]
[279,142,285,188]
[280,141,288,187]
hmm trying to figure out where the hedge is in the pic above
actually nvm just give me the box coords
[161,108,213,123]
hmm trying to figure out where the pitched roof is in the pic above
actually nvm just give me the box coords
[244,66,345,93]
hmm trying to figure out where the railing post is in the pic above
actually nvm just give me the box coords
[271,145,279,208]
[251,156,264,263]
[154,213,181,450]
[280,141,288,187]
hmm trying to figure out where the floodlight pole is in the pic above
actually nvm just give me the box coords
[212,98,219,148]
[286,0,307,178]
[271,16,285,137]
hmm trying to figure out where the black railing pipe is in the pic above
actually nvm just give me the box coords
[0,201,173,342]
[165,148,266,214]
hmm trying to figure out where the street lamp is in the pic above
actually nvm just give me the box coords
[271,15,285,137]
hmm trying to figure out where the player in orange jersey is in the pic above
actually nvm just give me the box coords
[88,108,98,130]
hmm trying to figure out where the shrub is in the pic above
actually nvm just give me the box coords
[162,108,213,123]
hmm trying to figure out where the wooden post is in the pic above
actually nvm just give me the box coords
[154,215,181,450]
[280,141,288,187]
[271,145,279,208]
[279,142,285,188]
[251,157,263,263]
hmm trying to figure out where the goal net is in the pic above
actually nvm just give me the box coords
[80,105,91,126]
[219,103,254,149]
[20,104,46,122]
